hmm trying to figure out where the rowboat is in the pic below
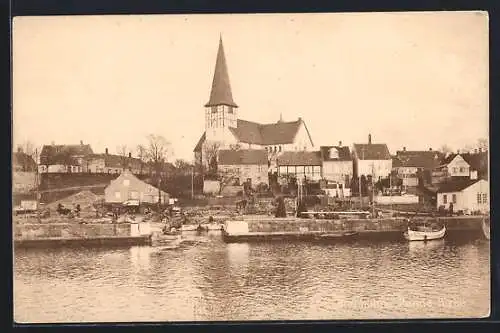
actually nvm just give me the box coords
[482,216,490,240]
[404,224,446,241]
[313,231,359,241]
[181,224,205,232]
[150,232,182,247]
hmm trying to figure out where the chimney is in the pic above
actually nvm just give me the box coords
[474,149,478,154]
[457,149,460,154]
[429,148,432,151]
[479,148,482,153]
[128,152,132,158]
[105,148,109,155]
[80,140,83,145]
[339,141,342,147]
[368,134,372,144]
[403,147,406,152]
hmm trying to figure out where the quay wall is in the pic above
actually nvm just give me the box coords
[240,216,483,234]
[14,222,151,240]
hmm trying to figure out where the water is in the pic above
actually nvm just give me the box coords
[14,232,490,323]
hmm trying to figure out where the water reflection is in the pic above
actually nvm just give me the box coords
[14,235,490,322]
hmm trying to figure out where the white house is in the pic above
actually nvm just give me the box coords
[441,154,471,178]
[104,170,169,205]
[319,143,353,186]
[193,37,314,172]
[436,179,489,214]
[352,135,392,181]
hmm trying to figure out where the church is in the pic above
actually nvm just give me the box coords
[193,37,315,171]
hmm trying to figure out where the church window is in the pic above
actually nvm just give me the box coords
[274,146,277,153]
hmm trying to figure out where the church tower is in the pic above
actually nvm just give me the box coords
[204,36,238,145]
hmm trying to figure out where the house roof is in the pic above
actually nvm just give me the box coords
[205,37,238,108]
[392,156,402,168]
[395,150,444,169]
[319,146,351,161]
[353,143,391,160]
[40,144,93,165]
[229,118,312,146]
[193,132,206,152]
[277,151,322,166]
[437,179,485,193]
[13,152,37,170]
[218,149,268,165]
[86,154,143,168]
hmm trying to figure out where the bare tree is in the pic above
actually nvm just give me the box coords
[116,145,129,171]
[136,144,147,174]
[439,144,453,155]
[477,138,488,152]
[146,134,172,207]
[202,142,221,177]
[218,167,240,195]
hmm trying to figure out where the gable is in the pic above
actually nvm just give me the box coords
[448,155,470,168]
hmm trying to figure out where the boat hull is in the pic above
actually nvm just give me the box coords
[222,231,359,243]
[482,217,490,240]
[404,226,446,241]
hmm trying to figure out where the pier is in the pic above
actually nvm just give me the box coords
[222,215,486,243]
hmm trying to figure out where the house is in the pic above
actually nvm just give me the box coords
[352,134,392,181]
[39,141,93,173]
[450,151,488,179]
[104,170,169,205]
[217,149,269,188]
[319,142,353,186]
[393,148,444,188]
[193,37,314,172]
[277,151,323,182]
[436,178,489,214]
[84,148,145,175]
[13,147,37,172]
[440,154,471,178]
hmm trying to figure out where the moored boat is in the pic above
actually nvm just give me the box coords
[403,222,446,241]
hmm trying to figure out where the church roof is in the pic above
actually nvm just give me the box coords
[229,118,312,146]
[205,37,238,108]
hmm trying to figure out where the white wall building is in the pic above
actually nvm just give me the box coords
[436,179,489,214]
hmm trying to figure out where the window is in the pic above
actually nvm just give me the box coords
[459,167,465,173]
[452,194,457,204]
[477,193,481,204]
[453,167,457,173]
[123,179,130,187]
[114,192,121,199]
[443,195,447,204]
[482,193,487,204]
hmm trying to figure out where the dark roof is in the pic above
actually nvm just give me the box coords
[40,144,93,165]
[205,37,238,108]
[229,118,312,146]
[392,156,402,168]
[277,151,322,166]
[13,152,37,171]
[86,154,143,168]
[353,143,391,160]
[218,149,268,165]
[193,132,206,152]
[319,146,351,161]
[460,153,488,173]
[395,150,444,169]
[437,179,485,193]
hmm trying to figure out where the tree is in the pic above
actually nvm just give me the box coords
[116,145,129,171]
[174,159,192,173]
[146,134,172,207]
[477,138,488,152]
[217,167,240,195]
[136,144,147,175]
[439,144,453,155]
[202,142,221,178]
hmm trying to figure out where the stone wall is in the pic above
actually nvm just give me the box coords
[14,222,135,240]
[243,216,482,234]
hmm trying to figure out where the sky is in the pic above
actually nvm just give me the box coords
[12,12,489,161]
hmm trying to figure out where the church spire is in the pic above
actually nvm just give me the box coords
[205,35,238,108]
